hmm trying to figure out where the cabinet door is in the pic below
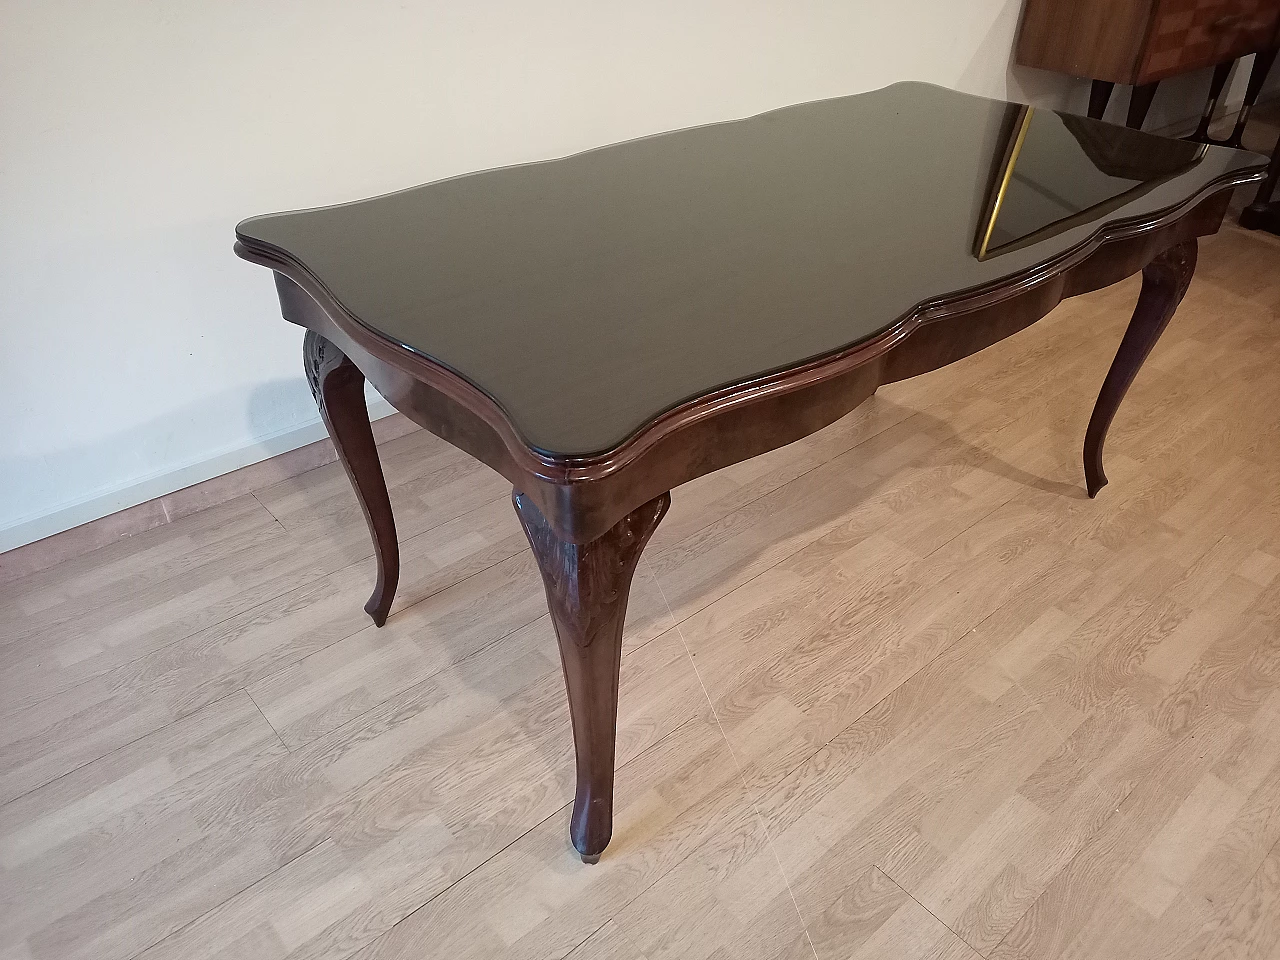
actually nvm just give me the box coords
[1140,0,1280,81]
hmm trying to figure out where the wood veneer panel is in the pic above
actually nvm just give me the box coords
[1017,0,1156,82]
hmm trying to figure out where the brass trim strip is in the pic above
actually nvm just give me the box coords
[978,107,1034,260]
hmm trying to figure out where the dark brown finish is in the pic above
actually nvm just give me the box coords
[514,490,669,863]
[239,87,1265,462]
[1089,79,1116,120]
[1018,0,1279,132]
[1142,0,1280,80]
[244,183,1243,549]
[1017,0,1280,85]
[1017,0,1156,85]
[1083,240,1199,498]
[1127,81,1161,129]
[303,329,399,626]
[237,86,1266,860]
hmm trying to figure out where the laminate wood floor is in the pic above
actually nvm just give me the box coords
[3,217,1280,960]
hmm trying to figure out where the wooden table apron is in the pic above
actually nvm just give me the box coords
[236,185,1231,863]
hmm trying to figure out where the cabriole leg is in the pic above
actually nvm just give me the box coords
[1084,240,1197,498]
[304,330,400,626]
[513,490,670,863]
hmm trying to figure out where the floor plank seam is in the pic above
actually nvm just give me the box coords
[0,688,253,813]
[10,214,1280,959]
[286,806,554,960]
[600,921,649,960]
[121,835,336,960]
[2,596,375,796]
[8,575,356,718]
[5,402,908,742]
[980,777,1144,960]
[642,402,921,603]
[871,864,981,958]
[648,480,1021,807]
[263,603,554,757]
[244,686,292,754]
[649,402,1031,644]
[355,715,711,959]
[999,639,1180,818]
[646,557,822,960]
[250,490,285,529]
[562,918,627,960]
[639,477,1091,960]
[9,530,680,863]
[4,505,525,747]
[1197,830,1280,952]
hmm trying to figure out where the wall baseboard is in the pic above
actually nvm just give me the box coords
[0,400,421,584]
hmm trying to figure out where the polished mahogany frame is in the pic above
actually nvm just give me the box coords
[237,178,1244,863]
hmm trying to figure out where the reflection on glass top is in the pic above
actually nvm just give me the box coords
[238,82,1265,457]
[976,105,1208,259]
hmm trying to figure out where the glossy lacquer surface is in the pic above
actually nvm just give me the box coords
[237,82,1262,457]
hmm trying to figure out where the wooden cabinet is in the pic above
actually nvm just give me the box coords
[1143,0,1279,79]
[1017,0,1280,128]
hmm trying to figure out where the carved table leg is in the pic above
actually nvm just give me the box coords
[513,490,670,863]
[1084,240,1197,498]
[304,330,399,626]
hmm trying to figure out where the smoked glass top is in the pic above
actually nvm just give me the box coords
[238,82,1264,457]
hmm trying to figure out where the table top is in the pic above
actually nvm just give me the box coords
[238,82,1264,458]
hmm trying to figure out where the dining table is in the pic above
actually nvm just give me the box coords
[235,81,1268,862]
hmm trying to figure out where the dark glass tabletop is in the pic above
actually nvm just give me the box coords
[238,82,1264,458]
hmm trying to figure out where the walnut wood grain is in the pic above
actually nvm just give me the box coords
[514,490,669,863]
[1016,0,1154,84]
[1017,0,1280,85]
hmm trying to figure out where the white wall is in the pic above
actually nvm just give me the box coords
[0,0,1272,549]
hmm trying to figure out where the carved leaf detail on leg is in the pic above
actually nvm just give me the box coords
[513,490,669,862]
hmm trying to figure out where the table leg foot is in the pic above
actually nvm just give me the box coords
[1084,240,1197,497]
[304,330,400,626]
[514,490,670,862]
